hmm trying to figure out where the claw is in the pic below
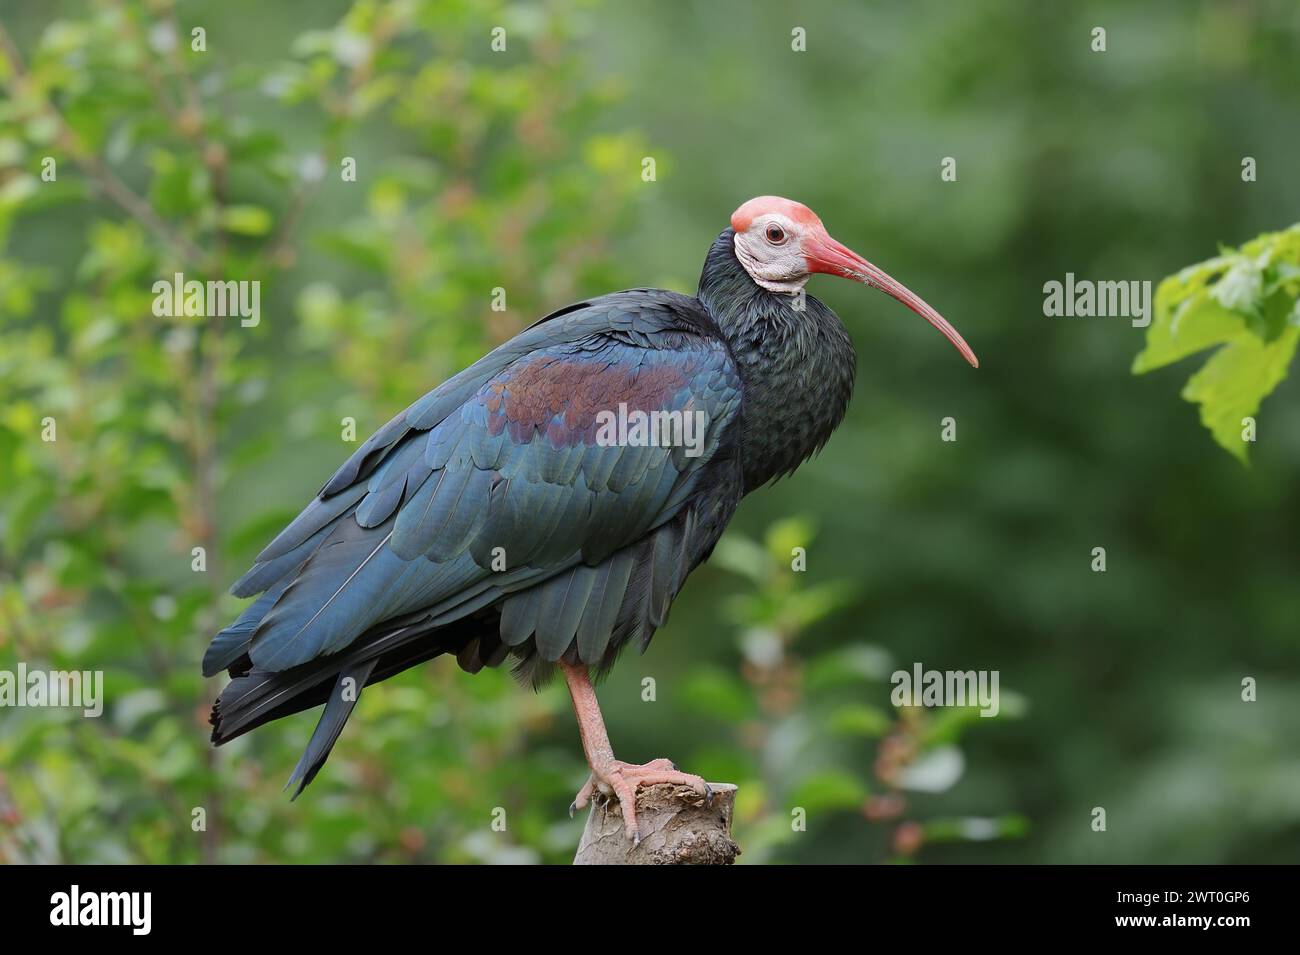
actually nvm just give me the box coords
[569,757,704,844]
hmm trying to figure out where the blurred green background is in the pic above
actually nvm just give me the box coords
[2,0,1299,864]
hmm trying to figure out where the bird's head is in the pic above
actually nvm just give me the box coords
[730,195,978,368]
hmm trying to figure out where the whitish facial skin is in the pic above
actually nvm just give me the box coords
[731,198,823,293]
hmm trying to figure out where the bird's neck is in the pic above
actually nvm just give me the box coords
[698,230,857,492]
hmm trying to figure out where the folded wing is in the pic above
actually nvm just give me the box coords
[205,290,745,789]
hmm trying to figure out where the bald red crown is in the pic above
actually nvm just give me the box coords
[730,196,823,233]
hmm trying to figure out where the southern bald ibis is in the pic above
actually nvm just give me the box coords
[204,195,978,842]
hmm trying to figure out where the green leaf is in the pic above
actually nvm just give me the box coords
[827,703,891,737]
[1250,284,1297,343]
[1134,288,1245,374]
[148,151,207,218]
[1136,225,1300,461]
[1180,326,1299,463]
[1211,256,1264,314]
[804,643,894,689]
[791,770,868,813]
[764,516,815,562]
[783,580,859,630]
[711,533,769,583]
[219,205,274,236]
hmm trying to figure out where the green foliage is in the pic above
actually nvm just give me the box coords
[3,0,1299,866]
[701,520,1024,864]
[1134,225,1300,462]
[0,0,648,864]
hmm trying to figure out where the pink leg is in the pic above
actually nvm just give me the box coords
[559,661,710,845]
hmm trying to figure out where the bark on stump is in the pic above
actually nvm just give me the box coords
[573,782,739,865]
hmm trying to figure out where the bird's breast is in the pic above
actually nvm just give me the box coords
[732,315,856,492]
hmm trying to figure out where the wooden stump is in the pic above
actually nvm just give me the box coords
[573,782,740,865]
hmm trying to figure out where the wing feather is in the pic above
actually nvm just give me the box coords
[211,288,743,694]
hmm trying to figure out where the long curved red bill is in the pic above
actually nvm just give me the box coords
[805,233,979,369]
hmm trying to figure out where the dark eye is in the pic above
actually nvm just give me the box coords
[765,223,787,244]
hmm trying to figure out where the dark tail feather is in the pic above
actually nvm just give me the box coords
[210,663,336,746]
[285,659,378,799]
[202,581,289,677]
[209,616,466,747]
[208,614,493,794]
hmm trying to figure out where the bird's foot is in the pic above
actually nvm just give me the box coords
[569,757,711,845]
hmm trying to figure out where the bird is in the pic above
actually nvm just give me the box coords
[203,195,977,843]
